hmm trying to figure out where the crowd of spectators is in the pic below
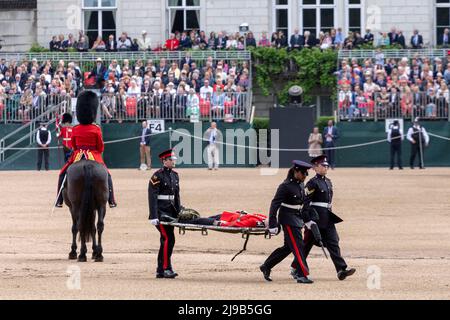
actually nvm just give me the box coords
[48,26,433,53]
[94,54,250,122]
[337,51,450,120]
[0,57,82,122]
[0,51,251,122]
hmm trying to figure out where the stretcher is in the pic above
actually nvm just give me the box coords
[160,221,271,261]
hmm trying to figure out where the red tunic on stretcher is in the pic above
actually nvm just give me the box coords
[219,211,268,228]
[60,124,106,174]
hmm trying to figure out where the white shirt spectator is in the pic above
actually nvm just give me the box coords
[36,127,51,146]
[200,85,213,99]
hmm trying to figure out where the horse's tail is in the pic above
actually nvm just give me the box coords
[79,162,96,243]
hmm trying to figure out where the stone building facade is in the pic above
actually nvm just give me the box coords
[0,0,448,51]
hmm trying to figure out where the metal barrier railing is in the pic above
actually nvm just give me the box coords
[0,99,69,163]
[338,91,449,121]
[100,91,251,123]
[0,94,72,124]
[338,48,449,60]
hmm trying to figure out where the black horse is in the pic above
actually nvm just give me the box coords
[63,159,109,262]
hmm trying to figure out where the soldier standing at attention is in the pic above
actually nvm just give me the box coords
[260,160,314,284]
[301,155,356,281]
[148,149,181,279]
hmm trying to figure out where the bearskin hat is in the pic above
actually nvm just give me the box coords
[61,113,73,124]
[76,91,99,125]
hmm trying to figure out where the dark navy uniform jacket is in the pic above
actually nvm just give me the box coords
[302,174,343,229]
[148,167,181,220]
[269,178,305,229]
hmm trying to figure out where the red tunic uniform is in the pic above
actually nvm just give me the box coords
[58,126,73,150]
[218,211,268,228]
[60,124,106,174]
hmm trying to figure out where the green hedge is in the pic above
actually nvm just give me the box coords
[250,47,338,105]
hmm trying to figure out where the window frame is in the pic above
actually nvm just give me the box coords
[299,0,337,37]
[166,0,202,35]
[81,0,118,46]
[272,0,291,37]
[345,0,365,35]
[435,0,450,45]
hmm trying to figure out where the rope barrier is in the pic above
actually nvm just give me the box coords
[2,128,450,152]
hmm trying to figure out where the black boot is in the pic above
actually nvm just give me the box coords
[259,264,272,282]
[108,173,117,208]
[56,173,65,207]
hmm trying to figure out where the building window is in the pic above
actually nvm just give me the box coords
[347,0,364,34]
[300,0,335,37]
[82,0,117,47]
[273,0,289,36]
[167,0,200,34]
[436,0,450,45]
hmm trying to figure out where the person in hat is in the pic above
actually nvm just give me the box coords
[148,148,181,279]
[88,58,107,88]
[55,91,117,208]
[407,117,429,169]
[260,160,314,284]
[387,120,404,170]
[36,121,52,171]
[57,113,74,163]
[138,30,152,51]
[301,155,356,281]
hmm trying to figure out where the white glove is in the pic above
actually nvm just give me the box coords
[150,219,160,226]
[305,221,317,230]
[269,227,278,235]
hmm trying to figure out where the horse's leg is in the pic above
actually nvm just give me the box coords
[95,205,105,262]
[68,213,78,260]
[91,225,98,260]
[78,210,88,262]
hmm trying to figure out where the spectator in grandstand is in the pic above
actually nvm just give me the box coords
[440,28,450,47]
[186,87,199,117]
[290,28,304,50]
[258,32,271,47]
[179,31,192,50]
[215,32,227,50]
[226,34,238,50]
[62,33,76,50]
[377,32,390,47]
[56,34,65,51]
[319,32,333,50]
[246,32,257,48]
[388,27,398,45]
[18,88,32,122]
[76,36,89,52]
[344,32,355,50]
[397,30,406,49]
[277,30,288,48]
[388,86,401,117]
[91,36,106,51]
[425,88,437,118]
[88,58,107,88]
[334,27,344,48]
[0,58,7,75]
[36,122,51,171]
[200,79,213,99]
[117,33,132,51]
[323,120,338,169]
[204,121,222,170]
[165,33,179,51]
[303,31,316,48]
[174,86,187,117]
[49,36,59,51]
[106,34,117,52]
[138,30,152,51]
[211,85,225,118]
[411,30,424,49]
[308,127,323,157]
[363,29,374,46]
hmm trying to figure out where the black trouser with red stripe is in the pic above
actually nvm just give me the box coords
[302,224,347,273]
[264,224,309,278]
[155,224,175,273]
